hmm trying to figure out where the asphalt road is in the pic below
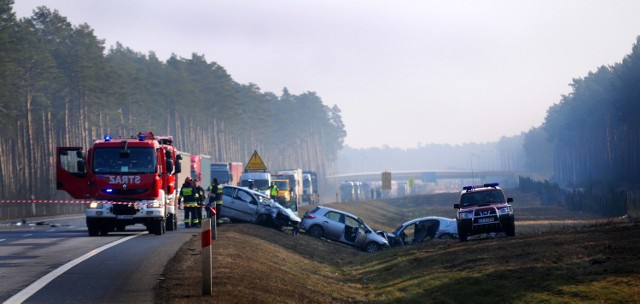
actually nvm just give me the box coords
[0,213,196,304]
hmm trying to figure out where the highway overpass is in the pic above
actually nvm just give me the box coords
[328,170,522,186]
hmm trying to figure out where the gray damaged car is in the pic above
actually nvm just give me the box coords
[300,206,389,253]
[219,185,300,230]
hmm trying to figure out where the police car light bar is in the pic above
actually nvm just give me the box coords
[462,183,499,191]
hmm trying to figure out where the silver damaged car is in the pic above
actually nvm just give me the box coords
[300,206,389,253]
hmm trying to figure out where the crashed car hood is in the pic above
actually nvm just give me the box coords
[267,201,301,223]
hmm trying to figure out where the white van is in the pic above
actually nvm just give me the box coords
[239,171,271,196]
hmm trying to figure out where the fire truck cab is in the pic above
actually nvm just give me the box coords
[56,132,182,236]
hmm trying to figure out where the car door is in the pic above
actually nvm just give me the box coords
[341,215,363,245]
[400,223,416,245]
[56,147,92,199]
[233,188,258,222]
[221,187,240,220]
[353,219,369,247]
[322,211,345,240]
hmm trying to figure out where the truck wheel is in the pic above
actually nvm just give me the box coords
[153,219,164,235]
[99,225,110,236]
[166,213,175,231]
[116,224,126,232]
[88,222,99,237]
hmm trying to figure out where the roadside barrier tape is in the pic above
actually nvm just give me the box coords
[0,199,167,206]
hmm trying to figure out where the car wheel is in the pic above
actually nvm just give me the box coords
[273,220,286,230]
[458,228,468,242]
[256,214,270,226]
[364,242,379,253]
[506,223,515,237]
[307,225,324,238]
[438,233,455,240]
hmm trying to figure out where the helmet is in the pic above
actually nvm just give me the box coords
[185,177,192,183]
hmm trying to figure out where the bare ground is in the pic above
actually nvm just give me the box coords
[154,190,640,303]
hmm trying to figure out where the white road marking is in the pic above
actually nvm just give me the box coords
[22,234,32,237]
[0,239,5,242]
[3,232,144,304]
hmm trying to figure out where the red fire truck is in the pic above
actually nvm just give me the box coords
[55,132,183,236]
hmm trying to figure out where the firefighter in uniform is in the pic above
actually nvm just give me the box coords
[179,177,199,228]
[207,178,224,224]
[194,178,206,228]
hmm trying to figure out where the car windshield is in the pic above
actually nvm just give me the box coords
[241,179,270,190]
[255,193,270,204]
[393,222,414,235]
[93,147,156,174]
[460,189,505,207]
[274,181,288,189]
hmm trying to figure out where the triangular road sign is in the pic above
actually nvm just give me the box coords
[245,151,267,171]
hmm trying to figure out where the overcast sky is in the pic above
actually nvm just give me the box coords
[12,0,640,149]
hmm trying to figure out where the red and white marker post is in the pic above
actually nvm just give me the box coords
[201,218,212,296]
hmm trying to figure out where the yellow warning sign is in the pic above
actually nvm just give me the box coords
[381,171,392,190]
[245,151,267,171]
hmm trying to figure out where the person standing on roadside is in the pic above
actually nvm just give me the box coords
[179,177,198,228]
[208,178,224,224]
[194,179,206,228]
[269,182,279,200]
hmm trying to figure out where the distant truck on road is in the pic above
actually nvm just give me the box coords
[190,154,211,187]
[274,169,302,212]
[240,171,272,196]
[209,162,243,186]
[303,170,319,205]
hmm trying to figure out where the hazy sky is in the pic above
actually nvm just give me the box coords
[12,0,640,149]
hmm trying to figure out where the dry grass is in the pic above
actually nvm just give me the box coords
[156,190,640,303]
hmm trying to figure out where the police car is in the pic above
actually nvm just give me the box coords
[453,183,515,242]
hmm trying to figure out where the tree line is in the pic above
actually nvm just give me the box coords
[519,37,640,217]
[0,2,346,207]
[524,36,640,189]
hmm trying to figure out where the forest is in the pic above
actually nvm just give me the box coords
[0,2,345,204]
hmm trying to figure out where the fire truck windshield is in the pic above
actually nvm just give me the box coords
[93,147,157,174]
